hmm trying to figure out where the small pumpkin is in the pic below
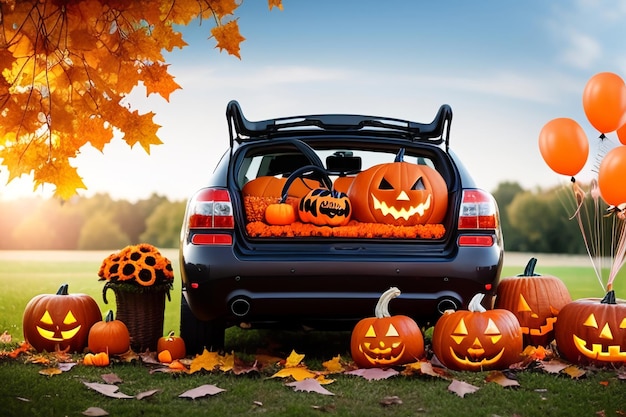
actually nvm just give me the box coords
[23,283,102,353]
[87,310,131,355]
[83,351,110,367]
[554,288,626,366]
[157,331,186,361]
[282,165,352,227]
[350,287,424,368]
[265,198,298,225]
[347,148,448,226]
[495,257,572,346]
[432,293,523,371]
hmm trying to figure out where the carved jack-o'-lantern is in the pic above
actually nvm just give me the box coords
[347,148,448,226]
[495,258,572,346]
[23,283,102,353]
[554,289,626,365]
[432,293,523,371]
[350,287,424,368]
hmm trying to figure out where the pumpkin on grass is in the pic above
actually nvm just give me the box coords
[350,287,424,368]
[157,331,186,361]
[83,351,110,367]
[347,148,448,226]
[88,310,130,355]
[432,293,523,371]
[23,283,102,353]
[554,287,626,366]
[495,257,572,346]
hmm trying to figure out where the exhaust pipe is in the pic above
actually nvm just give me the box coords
[230,298,251,317]
[437,298,459,314]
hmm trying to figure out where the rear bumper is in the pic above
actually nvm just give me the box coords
[180,243,503,326]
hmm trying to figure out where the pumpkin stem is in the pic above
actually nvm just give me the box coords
[468,293,487,312]
[600,289,616,305]
[168,330,176,338]
[56,283,69,295]
[105,310,115,322]
[394,148,406,162]
[519,257,539,277]
[374,287,401,318]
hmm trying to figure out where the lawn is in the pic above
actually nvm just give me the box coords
[0,251,625,417]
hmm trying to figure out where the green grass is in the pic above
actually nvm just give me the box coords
[0,252,625,417]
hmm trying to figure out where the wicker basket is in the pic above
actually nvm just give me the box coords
[103,283,168,352]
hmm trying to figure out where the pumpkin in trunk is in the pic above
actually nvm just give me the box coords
[350,287,424,368]
[495,257,572,346]
[432,293,523,371]
[23,283,102,353]
[554,288,626,365]
[347,148,448,226]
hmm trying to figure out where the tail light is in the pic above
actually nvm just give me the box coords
[457,189,499,247]
[185,188,234,245]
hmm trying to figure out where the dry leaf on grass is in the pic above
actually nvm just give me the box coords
[485,371,520,388]
[39,367,62,376]
[285,378,335,395]
[380,396,403,406]
[82,406,109,416]
[101,373,123,384]
[448,379,480,398]
[83,382,134,399]
[345,367,399,381]
[178,384,226,399]
[271,366,316,381]
[135,389,160,400]
[540,359,570,374]
[563,365,586,379]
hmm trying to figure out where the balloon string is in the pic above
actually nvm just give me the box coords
[608,218,626,287]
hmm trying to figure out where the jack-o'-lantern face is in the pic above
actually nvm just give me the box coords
[495,259,572,346]
[23,284,102,353]
[299,188,352,226]
[347,149,448,226]
[432,300,523,371]
[555,295,626,365]
[356,321,407,366]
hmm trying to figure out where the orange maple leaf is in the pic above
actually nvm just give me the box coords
[268,0,284,10]
[141,63,182,102]
[211,20,246,59]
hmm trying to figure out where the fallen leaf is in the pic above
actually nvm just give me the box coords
[285,378,335,396]
[233,359,260,375]
[345,367,399,381]
[101,373,123,384]
[563,365,586,379]
[448,379,480,398]
[82,406,109,416]
[271,366,316,381]
[189,349,222,373]
[540,359,570,374]
[118,350,139,363]
[599,380,609,387]
[138,351,159,364]
[39,367,62,376]
[254,354,283,368]
[0,331,12,343]
[485,371,520,388]
[404,360,451,379]
[82,382,134,399]
[58,362,77,372]
[179,384,226,399]
[135,389,160,400]
[380,396,403,406]
[9,342,33,358]
[322,355,345,373]
[285,350,305,367]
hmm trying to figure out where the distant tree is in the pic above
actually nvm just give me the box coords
[140,200,187,248]
[0,0,283,199]
[492,181,525,251]
[77,211,130,250]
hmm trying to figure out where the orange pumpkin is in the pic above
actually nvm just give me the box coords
[83,351,110,367]
[265,201,297,225]
[298,188,352,226]
[23,283,102,353]
[347,148,447,226]
[554,288,626,366]
[157,331,186,361]
[432,293,523,371]
[495,258,571,346]
[350,287,424,368]
[88,310,131,355]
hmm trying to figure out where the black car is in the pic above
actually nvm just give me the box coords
[179,100,503,354]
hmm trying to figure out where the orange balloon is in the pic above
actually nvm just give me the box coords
[582,72,626,134]
[598,145,626,206]
[538,118,589,176]
[617,122,626,145]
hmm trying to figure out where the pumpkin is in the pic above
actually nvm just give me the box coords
[83,351,110,367]
[347,148,448,226]
[432,293,523,371]
[350,287,424,368]
[23,283,102,353]
[87,310,131,355]
[554,288,626,365]
[282,165,352,227]
[495,257,572,346]
[157,331,186,361]
[265,200,297,225]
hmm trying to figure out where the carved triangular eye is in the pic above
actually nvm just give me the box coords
[518,294,532,312]
[40,311,54,325]
[485,318,502,344]
[378,177,394,190]
[620,318,626,329]
[385,323,400,337]
[451,318,468,344]
[411,177,425,191]
[63,310,77,325]
[583,314,598,328]
[365,325,377,338]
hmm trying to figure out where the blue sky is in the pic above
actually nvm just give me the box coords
[2,0,626,201]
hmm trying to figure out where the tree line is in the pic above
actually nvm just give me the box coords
[0,182,608,253]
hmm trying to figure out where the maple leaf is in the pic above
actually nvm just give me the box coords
[211,20,246,59]
[140,63,182,102]
[485,370,520,388]
[285,379,335,396]
[448,379,480,398]
[271,366,317,381]
[345,367,399,381]
[322,355,345,373]
[83,382,134,399]
[268,0,284,10]
[285,349,305,367]
[0,331,11,343]
[179,384,226,399]
[189,349,222,373]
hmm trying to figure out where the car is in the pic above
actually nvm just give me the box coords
[179,100,503,354]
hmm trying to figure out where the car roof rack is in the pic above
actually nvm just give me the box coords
[226,100,453,151]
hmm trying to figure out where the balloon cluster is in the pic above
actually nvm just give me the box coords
[539,72,626,206]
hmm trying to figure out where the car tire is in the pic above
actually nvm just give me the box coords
[180,294,226,354]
